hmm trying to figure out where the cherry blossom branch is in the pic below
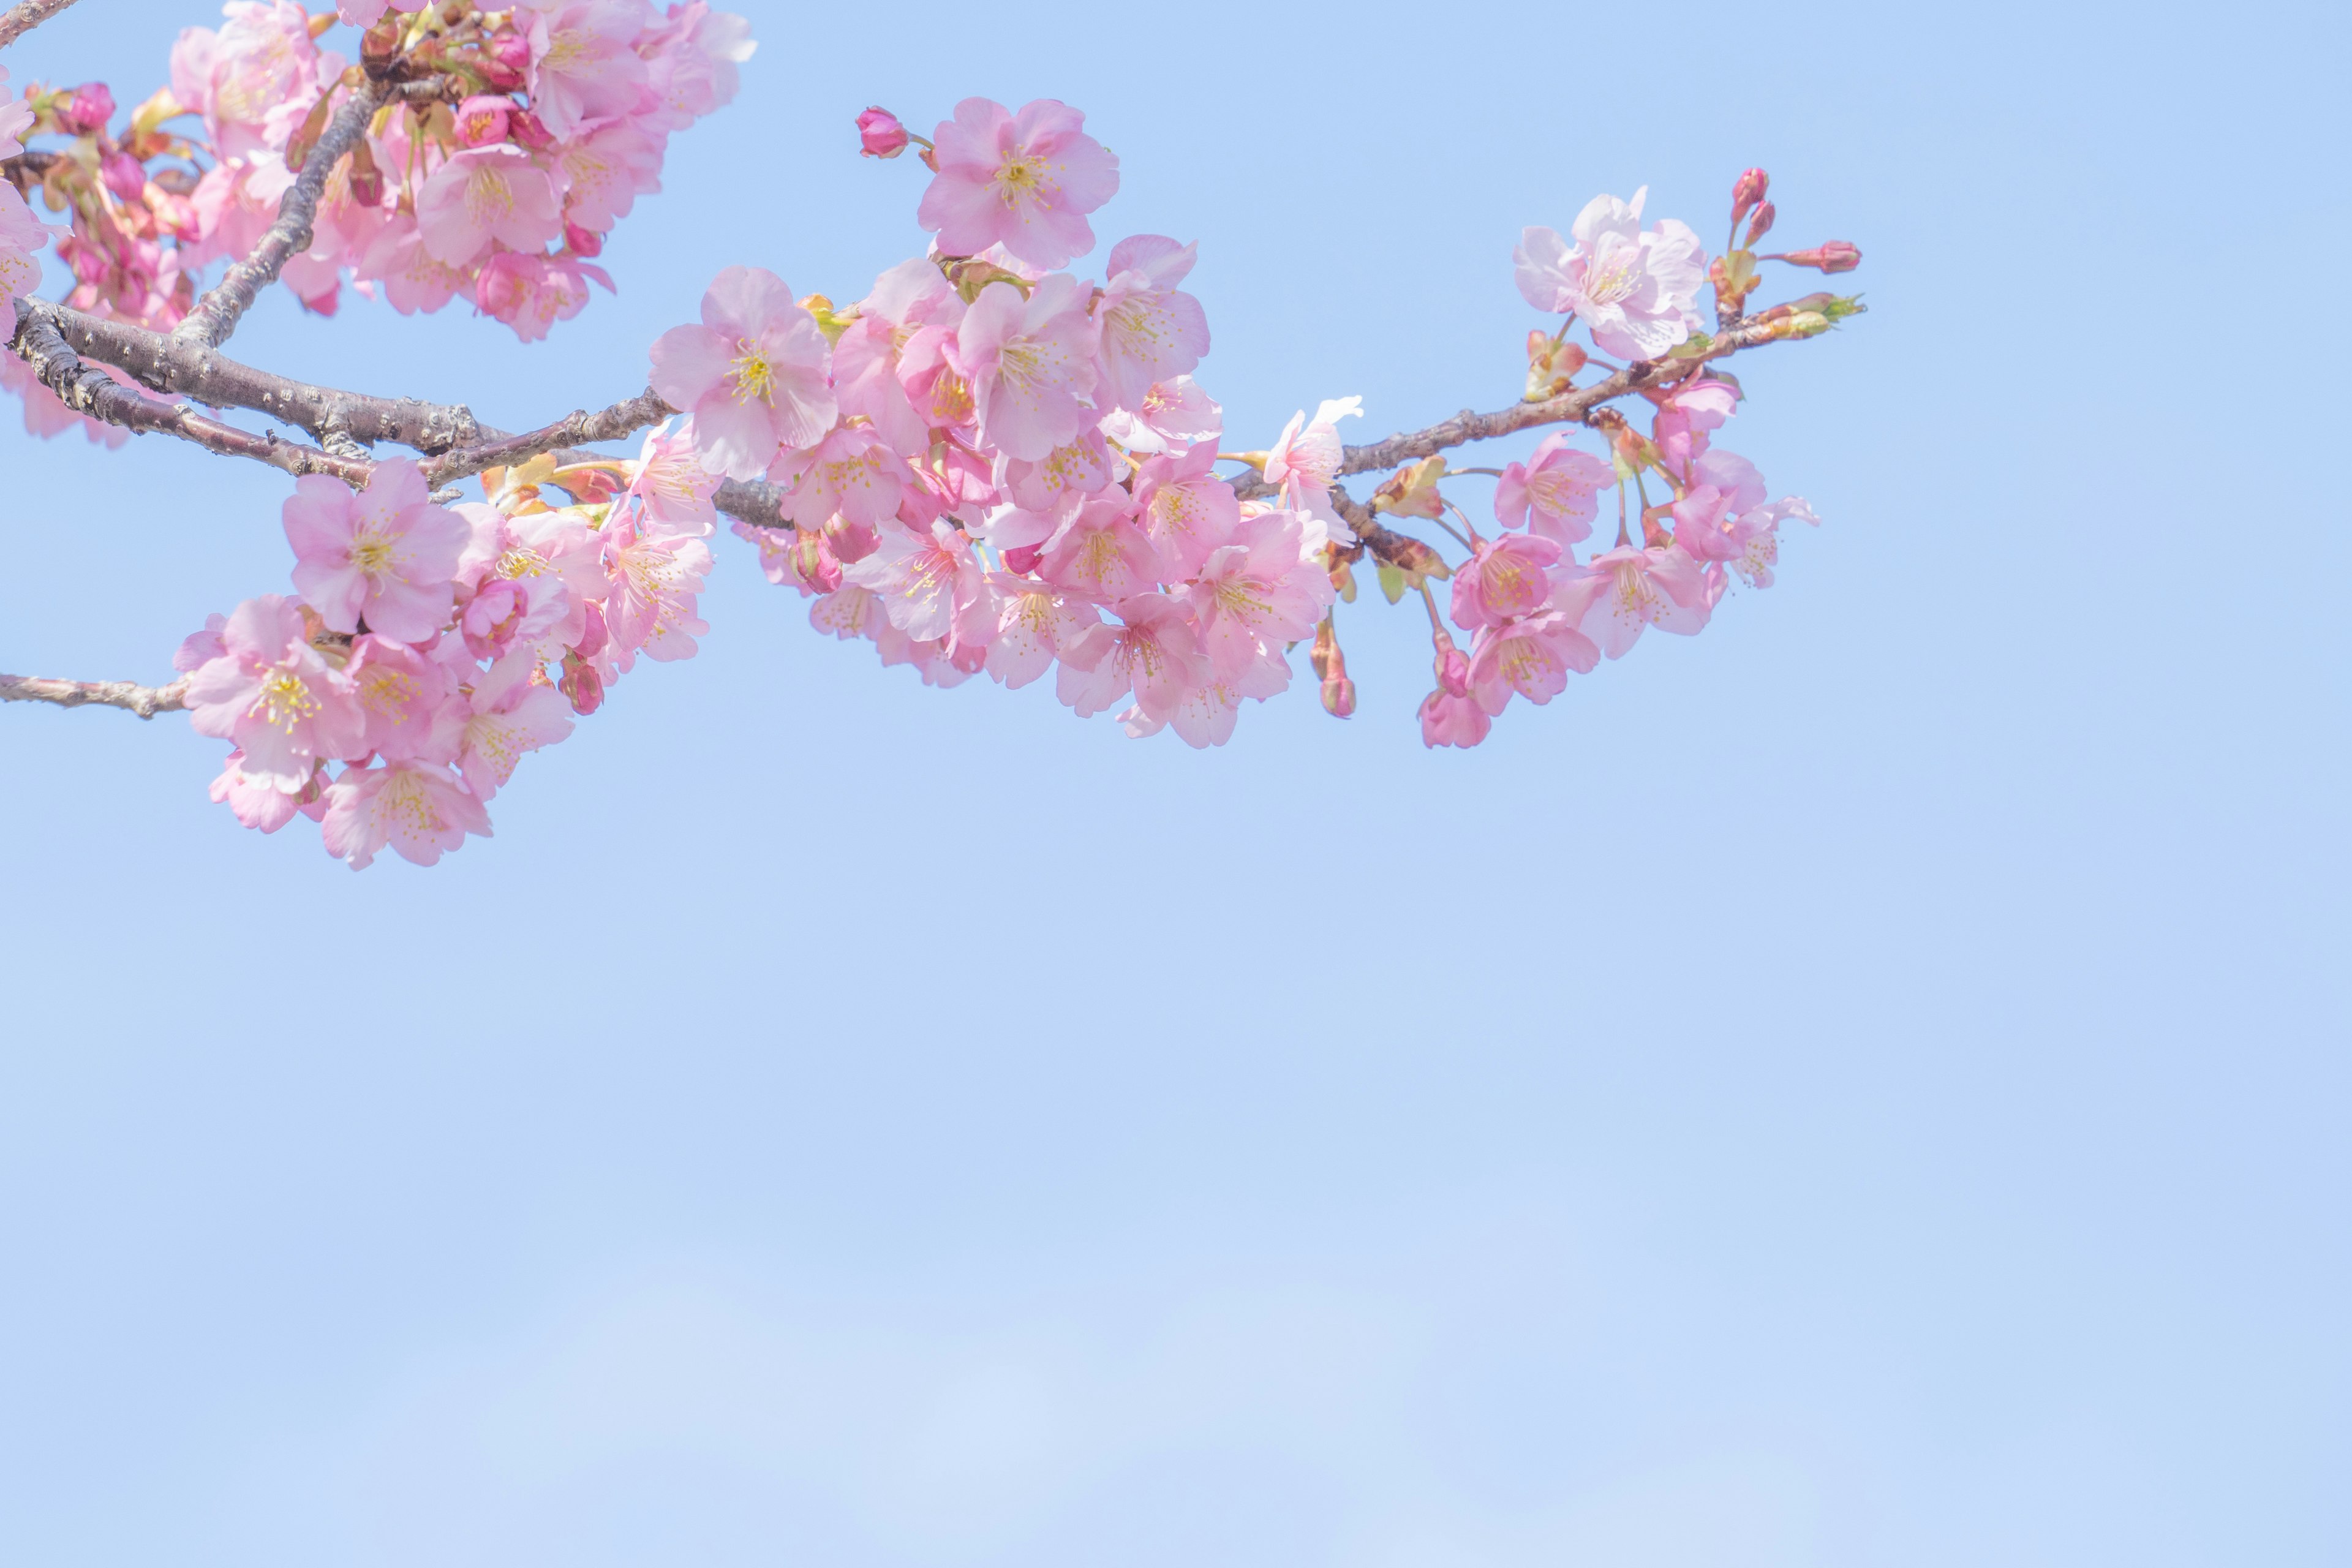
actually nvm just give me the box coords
[9,303,375,480]
[0,0,83,50]
[18,295,485,450]
[422,388,677,484]
[0,672,189,717]
[170,76,454,350]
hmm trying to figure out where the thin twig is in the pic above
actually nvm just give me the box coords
[0,0,82,49]
[0,673,189,718]
[424,389,676,485]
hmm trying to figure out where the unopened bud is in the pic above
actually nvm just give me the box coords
[1743,201,1774,247]
[800,292,853,345]
[856,106,909,159]
[99,150,147,202]
[1002,541,1044,575]
[1432,628,1469,697]
[507,108,556,152]
[349,140,383,206]
[1371,455,1447,519]
[824,513,880,564]
[1525,329,1587,401]
[564,219,603,257]
[453,94,510,147]
[1765,241,1861,273]
[558,651,605,715]
[573,601,609,659]
[57,81,115,135]
[1321,669,1356,720]
[1730,167,1769,228]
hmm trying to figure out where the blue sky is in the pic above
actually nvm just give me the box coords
[2,1,2346,1564]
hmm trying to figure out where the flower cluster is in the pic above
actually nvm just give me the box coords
[0,0,751,390]
[175,432,716,866]
[676,97,1336,748]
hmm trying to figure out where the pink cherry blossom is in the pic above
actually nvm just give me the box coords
[916,97,1120,270]
[209,748,317,831]
[345,633,460,763]
[833,259,964,456]
[840,519,987,645]
[1099,375,1223,456]
[986,576,1101,688]
[1038,496,1166,603]
[473,250,608,344]
[951,273,1099,462]
[1559,543,1713,659]
[1001,429,1114,517]
[602,511,714,660]
[650,265,837,479]
[0,183,47,298]
[640,0,754,128]
[555,121,665,233]
[454,652,576,801]
[0,67,32,160]
[1133,440,1242,578]
[183,595,366,790]
[337,0,389,28]
[1494,435,1611,546]
[173,0,325,160]
[320,759,492,870]
[174,613,229,673]
[1465,609,1599,715]
[361,220,473,317]
[1056,595,1207,722]
[520,0,652,141]
[1449,532,1564,631]
[624,419,722,536]
[1094,235,1210,413]
[283,460,470,641]
[1651,375,1740,476]
[770,423,906,530]
[1263,396,1363,547]
[1419,688,1492,749]
[1514,187,1706,361]
[1183,509,1330,679]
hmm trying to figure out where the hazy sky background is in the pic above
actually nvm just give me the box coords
[3,1,2346,1564]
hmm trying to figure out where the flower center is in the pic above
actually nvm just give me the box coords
[728,340,776,405]
[247,667,319,734]
[350,529,397,576]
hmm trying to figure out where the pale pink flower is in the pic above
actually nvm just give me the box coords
[1514,187,1707,361]
[183,595,366,789]
[283,460,470,641]
[361,217,472,316]
[1418,688,1491,748]
[639,0,755,129]
[1133,440,1242,578]
[173,0,325,159]
[770,423,906,530]
[475,251,608,343]
[1093,235,1210,413]
[917,97,1120,270]
[1651,375,1740,476]
[1558,543,1712,658]
[1494,435,1611,546]
[1465,609,1599,715]
[454,652,575,801]
[1449,532,1563,631]
[601,511,713,660]
[649,265,838,479]
[1714,496,1817,589]
[1098,375,1222,456]
[833,258,964,456]
[1183,509,1330,678]
[810,584,886,642]
[1038,496,1166,603]
[624,418,720,535]
[338,0,389,27]
[1000,428,1114,517]
[951,273,1099,462]
[1055,594,1207,722]
[986,575,1101,688]
[450,197,567,279]
[519,0,652,141]
[0,183,49,298]
[0,67,33,160]
[174,613,229,673]
[840,519,988,645]
[554,120,664,232]
[1124,646,1291,748]
[735,520,839,596]
[345,633,461,763]
[1262,396,1363,546]
[320,759,492,869]
[208,748,318,832]
[468,505,605,649]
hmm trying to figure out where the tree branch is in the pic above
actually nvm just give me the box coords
[9,302,375,481]
[172,77,420,349]
[0,672,189,717]
[20,295,483,450]
[0,0,82,50]
[424,388,676,485]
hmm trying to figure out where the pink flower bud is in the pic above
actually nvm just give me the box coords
[453,94,510,147]
[1743,200,1775,247]
[564,219,603,257]
[58,81,115,135]
[573,601,609,658]
[1766,241,1861,273]
[1001,542,1044,575]
[824,513,879,564]
[1431,630,1470,697]
[480,31,531,88]
[1321,671,1357,719]
[559,652,605,715]
[99,150,147,202]
[1730,167,1769,227]
[856,106,908,159]
[507,108,555,151]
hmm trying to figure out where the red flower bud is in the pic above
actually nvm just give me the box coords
[1743,200,1775,247]
[99,150,147,202]
[58,81,116,135]
[1001,542,1044,575]
[558,652,605,716]
[1730,167,1769,228]
[1766,241,1861,273]
[564,219,603,257]
[856,106,909,159]
[507,108,555,152]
